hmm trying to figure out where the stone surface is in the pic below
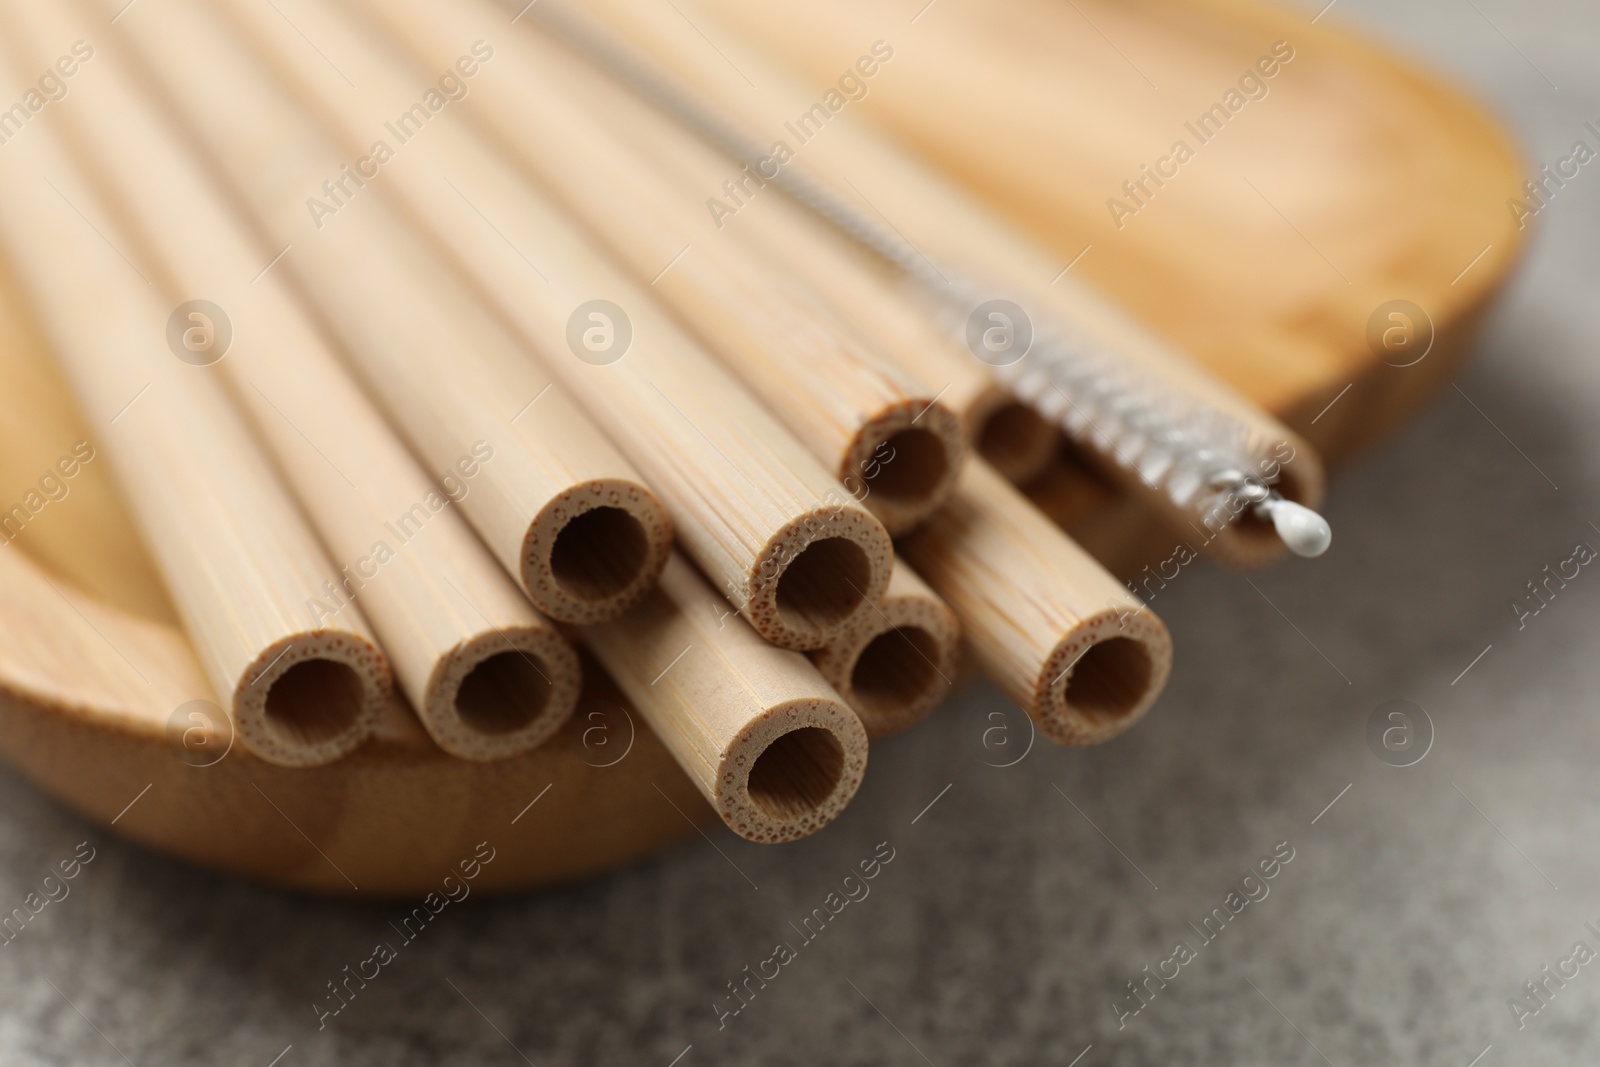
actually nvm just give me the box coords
[2,1,1596,1063]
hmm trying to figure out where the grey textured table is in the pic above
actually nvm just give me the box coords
[3,1,1595,1063]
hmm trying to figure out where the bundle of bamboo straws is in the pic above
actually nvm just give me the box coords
[0,0,1327,844]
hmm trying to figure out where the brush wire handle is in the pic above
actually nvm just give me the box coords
[941,280,1327,557]
[527,0,1331,557]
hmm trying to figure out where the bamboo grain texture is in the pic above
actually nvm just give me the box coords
[0,43,390,766]
[902,460,1173,745]
[5,0,584,762]
[88,0,673,628]
[583,554,869,843]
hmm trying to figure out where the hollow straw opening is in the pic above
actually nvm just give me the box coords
[263,658,365,747]
[865,427,949,502]
[976,401,1058,483]
[746,726,847,822]
[454,649,554,735]
[774,536,872,632]
[1063,636,1154,727]
[550,506,649,600]
[850,625,941,719]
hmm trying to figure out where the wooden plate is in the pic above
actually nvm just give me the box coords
[0,0,1524,895]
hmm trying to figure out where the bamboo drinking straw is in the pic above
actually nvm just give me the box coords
[3,1,581,762]
[79,0,671,629]
[902,460,1172,745]
[635,137,1063,486]
[810,559,959,739]
[183,0,893,649]
[583,554,868,843]
[310,0,963,537]
[529,0,1331,567]
[428,8,1057,486]
[0,75,389,767]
